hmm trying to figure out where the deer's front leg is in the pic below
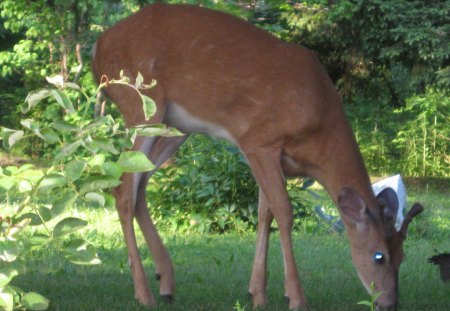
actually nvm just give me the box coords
[113,172,156,306]
[244,146,307,310]
[134,136,187,302]
[249,188,273,307]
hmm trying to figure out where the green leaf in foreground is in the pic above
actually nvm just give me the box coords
[54,140,82,161]
[62,239,101,265]
[37,174,67,192]
[22,89,52,113]
[50,89,75,113]
[118,151,155,173]
[85,192,105,207]
[51,191,78,217]
[64,160,86,182]
[135,124,184,137]
[53,217,87,238]
[0,286,14,311]
[3,129,24,149]
[141,94,156,121]
[22,292,50,311]
[0,239,19,262]
[79,176,121,195]
[0,267,19,287]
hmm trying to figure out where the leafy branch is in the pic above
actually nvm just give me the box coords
[0,72,183,310]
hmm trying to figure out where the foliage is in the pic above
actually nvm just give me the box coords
[348,88,449,177]
[148,135,318,234]
[357,281,382,311]
[1,0,448,177]
[0,72,181,310]
[0,0,141,128]
[275,0,449,102]
[393,88,449,177]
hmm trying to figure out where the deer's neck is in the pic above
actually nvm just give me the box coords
[302,118,377,209]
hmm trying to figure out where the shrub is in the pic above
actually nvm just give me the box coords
[0,72,180,310]
[148,135,319,233]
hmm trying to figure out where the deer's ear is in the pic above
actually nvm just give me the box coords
[338,187,367,225]
[399,203,424,239]
[376,187,399,217]
[376,187,399,238]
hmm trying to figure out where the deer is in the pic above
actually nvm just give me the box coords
[92,3,423,310]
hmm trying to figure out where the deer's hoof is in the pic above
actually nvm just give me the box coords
[284,295,308,310]
[161,294,174,304]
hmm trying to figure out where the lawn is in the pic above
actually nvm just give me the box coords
[11,178,450,310]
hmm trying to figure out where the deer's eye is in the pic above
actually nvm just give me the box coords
[373,252,385,264]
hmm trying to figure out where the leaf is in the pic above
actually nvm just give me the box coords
[82,116,110,132]
[79,176,121,195]
[20,119,39,130]
[37,174,67,192]
[64,160,86,182]
[135,124,184,137]
[118,151,155,173]
[103,193,116,209]
[124,128,137,148]
[102,162,122,179]
[22,89,51,113]
[163,127,185,137]
[0,239,19,262]
[141,95,156,121]
[5,130,24,149]
[50,89,75,113]
[88,138,119,155]
[356,301,373,307]
[22,292,50,310]
[0,267,19,287]
[85,192,105,207]
[51,191,78,217]
[53,217,88,238]
[62,239,102,265]
[119,70,130,83]
[18,213,42,226]
[18,180,32,193]
[0,286,14,311]
[0,176,15,191]
[87,154,105,168]
[46,75,64,88]
[135,71,144,89]
[52,120,78,132]
[54,140,82,161]
[27,234,50,249]
[63,82,81,91]
[38,206,52,222]
[39,128,60,143]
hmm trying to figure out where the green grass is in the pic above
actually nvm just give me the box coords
[11,179,450,311]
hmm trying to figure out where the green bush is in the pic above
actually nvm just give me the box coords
[148,135,319,234]
[0,72,180,310]
[394,88,449,177]
[347,88,449,177]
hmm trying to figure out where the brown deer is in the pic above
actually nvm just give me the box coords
[92,3,423,310]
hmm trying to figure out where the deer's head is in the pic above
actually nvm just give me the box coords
[338,187,423,310]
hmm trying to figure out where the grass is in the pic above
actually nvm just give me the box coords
[10,178,450,311]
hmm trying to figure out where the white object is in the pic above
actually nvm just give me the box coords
[372,175,406,230]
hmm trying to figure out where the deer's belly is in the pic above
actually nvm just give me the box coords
[165,102,236,144]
